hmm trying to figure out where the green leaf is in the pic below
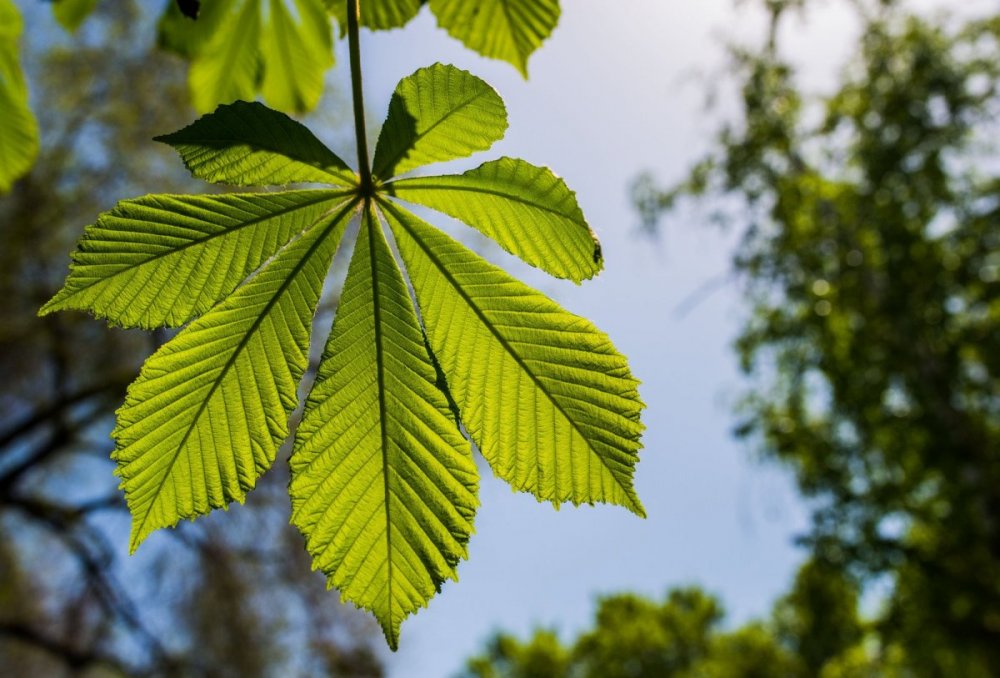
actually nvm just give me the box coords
[429,0,560,76]
[39,190,351,328]
[187,0,261,114]
[52,0,98,32]
[0,0,38,194]
[381,200,645,516]
[261,0,333,113]
[114,198,356,553]
[43,59,646,649]
[372,63,507,180]
[154,100,357,187]
[167,0,334,114]
[290,205,477,649]
[325,0,424,34]
[390,157,602,282]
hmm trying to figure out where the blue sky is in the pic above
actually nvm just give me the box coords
[353,0,1000,673]
[352,3,817,675]
[17,1,989,675]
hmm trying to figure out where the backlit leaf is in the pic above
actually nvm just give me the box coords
[161,0,335,114]
[381,200,645,515]
[390,157,602,282]
[291,205,477,648]
[52,0,98,32]
[40,190,352,328]
[114,199,356,552]
[372,63,507,179]
[325,0,423,34]
[429,0,560,76]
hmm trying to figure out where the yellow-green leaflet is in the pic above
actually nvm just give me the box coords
[372,63,508,179]
[429,0,561,76]
[390,157,602,282]
[160,0,334,113]
[0,0,38,194]
[290,205,477,648]
[114,199,356,552]
[381,200,645,515]
[40,190,352,328]
[325,0,423,34]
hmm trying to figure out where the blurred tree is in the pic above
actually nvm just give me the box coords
[0,1,381,674]
[634,0,1000,674]
[460,570,866,678]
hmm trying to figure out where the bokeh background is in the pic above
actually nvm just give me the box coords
[2,0,997,676]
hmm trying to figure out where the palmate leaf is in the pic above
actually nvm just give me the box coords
[381,200,644,514]
[0,0,38,194]
[290,205,477,649]
[45,61,643,649]
[158,0,334,113]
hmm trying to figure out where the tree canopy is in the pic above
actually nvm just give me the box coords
[463,561,869,678]
[634,0,1000,673]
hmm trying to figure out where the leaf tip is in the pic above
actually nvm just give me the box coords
[127,524,147,555]
[36,298,58,318]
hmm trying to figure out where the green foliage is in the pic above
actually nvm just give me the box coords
[0,0,37,194]
[327,0,559,74]
[326,0,424,33]
[44,61,644,647]
[52,0,99,32]
[372,62,508,178]
[1,0,564,187]
[158,0,335,113]
[390,157,602,282]
[153,100,357,187]
[635,0,1000,673]
[159,0,560,115]
[383,201,644,514]
[429,0,560,77]
[463,565,874,677]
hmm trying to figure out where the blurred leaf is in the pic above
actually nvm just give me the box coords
[0,0,38,193]
[325,0,424,34]
[52,0,99,32]
[158,0,334,113]
[177,0,201,18]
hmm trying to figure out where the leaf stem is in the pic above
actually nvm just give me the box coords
[347,0,373,196]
